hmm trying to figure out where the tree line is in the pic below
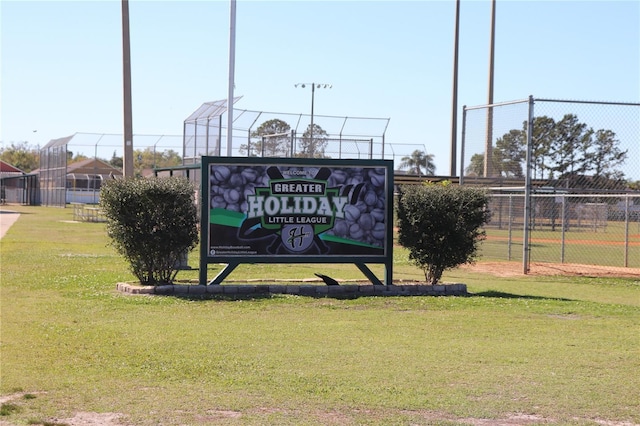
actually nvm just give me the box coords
[238,119,329,158]
[465,114,630,186]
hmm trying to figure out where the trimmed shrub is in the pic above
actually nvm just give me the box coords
[100,177,199,285]
[397,182,491,284]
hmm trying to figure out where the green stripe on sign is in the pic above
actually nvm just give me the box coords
[320,234,381,249]
[210,208,245,228]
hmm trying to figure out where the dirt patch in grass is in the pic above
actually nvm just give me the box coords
[2,393,639,425]
[459,261,640,278]
[0,393,122,426]
[46,412,123,426]
[191,407,640,426]
[0,411,123,426]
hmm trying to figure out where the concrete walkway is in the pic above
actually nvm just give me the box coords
[0,210,20,239]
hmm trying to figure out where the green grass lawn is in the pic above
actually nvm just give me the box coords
[1,205,639,425]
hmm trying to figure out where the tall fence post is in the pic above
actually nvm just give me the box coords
[459,106,467,186]
[624,194,630,267]
[561,195,567,263]
[508,194,513,260]
[522,96,534,274]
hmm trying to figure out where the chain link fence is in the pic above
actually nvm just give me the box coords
[483,192,639,268]
[37,99,442,207]
[37,131,426,207]
[39,133,184,206]
[184,99,391,161]
[462,96,640,270]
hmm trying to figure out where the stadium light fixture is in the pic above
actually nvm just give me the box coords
[295,82,332,141]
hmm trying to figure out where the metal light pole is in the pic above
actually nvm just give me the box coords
[484,0,496,178]
[121,0,134,178]
[450,0,460,177]
[227,0,237,157]
[295,83,332,142]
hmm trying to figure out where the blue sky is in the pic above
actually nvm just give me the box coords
[1,0,639,175]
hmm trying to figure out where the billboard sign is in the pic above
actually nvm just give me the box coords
[199,157,393,284]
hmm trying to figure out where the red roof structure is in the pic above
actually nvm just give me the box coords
[0,160,25,174]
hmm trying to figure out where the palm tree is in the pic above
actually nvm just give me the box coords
[399,150,436,176]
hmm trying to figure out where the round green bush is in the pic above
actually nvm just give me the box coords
[397,182,491,284]
[100,177,199,285]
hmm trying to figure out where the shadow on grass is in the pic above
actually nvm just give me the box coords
[165,292,388,302]
[157,287,455,302]
[0,210,28,214]
[471,290,574,302]
[149,291,577,303]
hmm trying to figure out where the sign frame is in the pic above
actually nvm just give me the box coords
[199,156,394,286]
